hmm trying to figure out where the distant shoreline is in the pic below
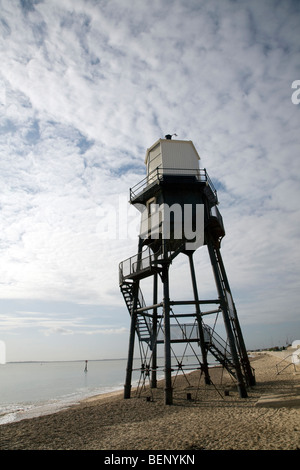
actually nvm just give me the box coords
[3,357,129,364]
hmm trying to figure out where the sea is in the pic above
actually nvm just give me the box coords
[0,358,143,425]
[0,355,217,425]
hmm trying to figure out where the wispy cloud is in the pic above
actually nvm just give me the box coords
[0,307,128,336]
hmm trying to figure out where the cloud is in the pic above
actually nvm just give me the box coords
[42,326,128,337]
[0,0,300,359]
[0,307,128,337]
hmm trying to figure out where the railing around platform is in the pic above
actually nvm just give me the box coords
[129,167,217,202]
[119,247,162,284]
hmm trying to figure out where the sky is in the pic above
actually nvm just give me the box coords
[0,0,299,362]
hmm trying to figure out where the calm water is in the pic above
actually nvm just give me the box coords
[0,355,216,425]
[0,359,141,425]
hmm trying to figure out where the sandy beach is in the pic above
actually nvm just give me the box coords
[0,353,299,451]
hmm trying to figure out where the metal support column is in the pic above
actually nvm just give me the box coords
[124,281,138,399]
[124,237,143,399]
[162,263,173,405]
[188,252,211,385]
[151,270,158,388]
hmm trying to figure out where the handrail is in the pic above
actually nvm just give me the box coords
[276,354,297,375]
[203,324,231,359]
[129,167,218,202]
[119,246,163,284]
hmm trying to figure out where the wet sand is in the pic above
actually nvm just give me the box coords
[0,353,299,450]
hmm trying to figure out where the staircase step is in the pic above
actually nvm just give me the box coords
[120,282,152,346]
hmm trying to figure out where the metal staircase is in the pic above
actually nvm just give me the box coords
[120,282,152,346]
[203,324,237,379]
[208,242,253,385]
